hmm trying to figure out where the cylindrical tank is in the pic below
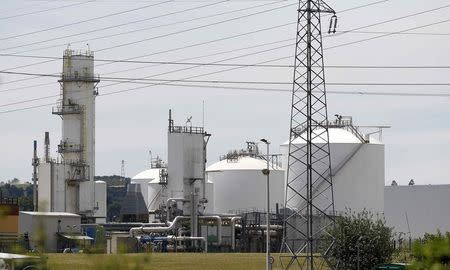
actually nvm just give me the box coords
[132,168,214,214]
[131,168,163,208]
[94,180,107,223]
[280,128,385,215]
[206,156,284,214]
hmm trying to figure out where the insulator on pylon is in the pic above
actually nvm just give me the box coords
[328,14,338,34]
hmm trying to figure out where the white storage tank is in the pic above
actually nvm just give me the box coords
[206,143,285,214]
[94,180,107,223]
[280,117,385,215]
[132,168,215,215]
[132,168,164,211]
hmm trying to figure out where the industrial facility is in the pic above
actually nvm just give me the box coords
[16,53,448,253]
[0,17,445,258]
[0,1,449,269]
[33,49,106,224]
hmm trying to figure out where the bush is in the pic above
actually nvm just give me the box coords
[408,232,450,270]
[328,210,395,270]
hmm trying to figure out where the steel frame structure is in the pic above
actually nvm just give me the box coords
[281,0,337,269]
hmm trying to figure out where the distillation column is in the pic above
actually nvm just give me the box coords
[53,49,99,216]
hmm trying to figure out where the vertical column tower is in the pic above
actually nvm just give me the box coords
[281,1,337,269]
[52,49,99,215]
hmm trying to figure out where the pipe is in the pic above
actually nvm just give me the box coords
[259,224,283,230]
[129,216,189,237]
[44,132,50,162]
[198,215,222,245]
[82,222,165,227]
[168,236,208,253]
[230,216,241,251]
[32,140,39,211]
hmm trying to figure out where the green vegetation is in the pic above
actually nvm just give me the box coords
[96,175,129,221]
[46,253,268,270]
[408,232,450,270]
[328,210,395,270]
[0,181,33,211]
[0,175,130,221]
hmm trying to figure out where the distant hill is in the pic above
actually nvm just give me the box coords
[0,182,33,211]
[0,176,130,221]
[96,175,130,187]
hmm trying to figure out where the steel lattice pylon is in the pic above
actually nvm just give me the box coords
[281,0,337,269]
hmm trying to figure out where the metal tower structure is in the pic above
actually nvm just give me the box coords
[121,160,126,186]
[281,0,337,269]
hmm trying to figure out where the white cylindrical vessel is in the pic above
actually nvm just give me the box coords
[206,156,284,214]
[94,180,107,223]
[280,127,385,215]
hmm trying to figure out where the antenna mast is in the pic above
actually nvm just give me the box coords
[282,0,337,269]
[121,160,126,186]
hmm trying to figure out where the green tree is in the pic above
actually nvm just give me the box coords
[328,210,395,269]
[408,232,450,270]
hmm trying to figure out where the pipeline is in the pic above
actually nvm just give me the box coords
[168,235,208,253]
[129,216,189,237]
[230,216,241,251]
[140,235,208,253]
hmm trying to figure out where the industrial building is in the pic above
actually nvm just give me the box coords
[34,49,106,223]
[19,211,92,252]
[385,184,450,239]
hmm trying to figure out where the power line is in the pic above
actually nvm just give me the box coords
[0,0,387,76]
[337,30,450,36]
[95,2,296,52]
[2,15,449,97]
[0,0,61,16]
[0,37,293,91]
[5,0,440,104]
[0,2,293,72]
[5,53,450,69]
[0,85,448,115]
[0,0,94,21]
[0,1,172,40]
[1,0,233,53]
[327,18,450,50]
[0,0,385,53]
[4,71,450,86]
[333,3,450,38]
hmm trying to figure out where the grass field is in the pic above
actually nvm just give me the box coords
[45,253,330,270]
[47,253,268,270]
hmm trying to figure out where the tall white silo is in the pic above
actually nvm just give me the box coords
[38,49,105,222]
[280,117,385,215]
[94,181,107,223]
[206,143,285,214]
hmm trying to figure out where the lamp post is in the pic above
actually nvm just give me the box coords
[260,138,271,270]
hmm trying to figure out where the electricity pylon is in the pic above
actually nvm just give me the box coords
[281,0,337,269]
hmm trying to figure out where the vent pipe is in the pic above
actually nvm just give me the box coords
[32,140,39,211]
[44,132,50,162]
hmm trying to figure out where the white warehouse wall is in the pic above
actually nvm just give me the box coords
[384,185,450,238]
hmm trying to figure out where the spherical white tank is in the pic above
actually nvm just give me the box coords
[280,128,385,215]
[206,156,284,214]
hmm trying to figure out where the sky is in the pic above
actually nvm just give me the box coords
[0,0,449,186]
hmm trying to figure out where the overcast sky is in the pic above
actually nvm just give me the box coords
[1,0,449,186]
